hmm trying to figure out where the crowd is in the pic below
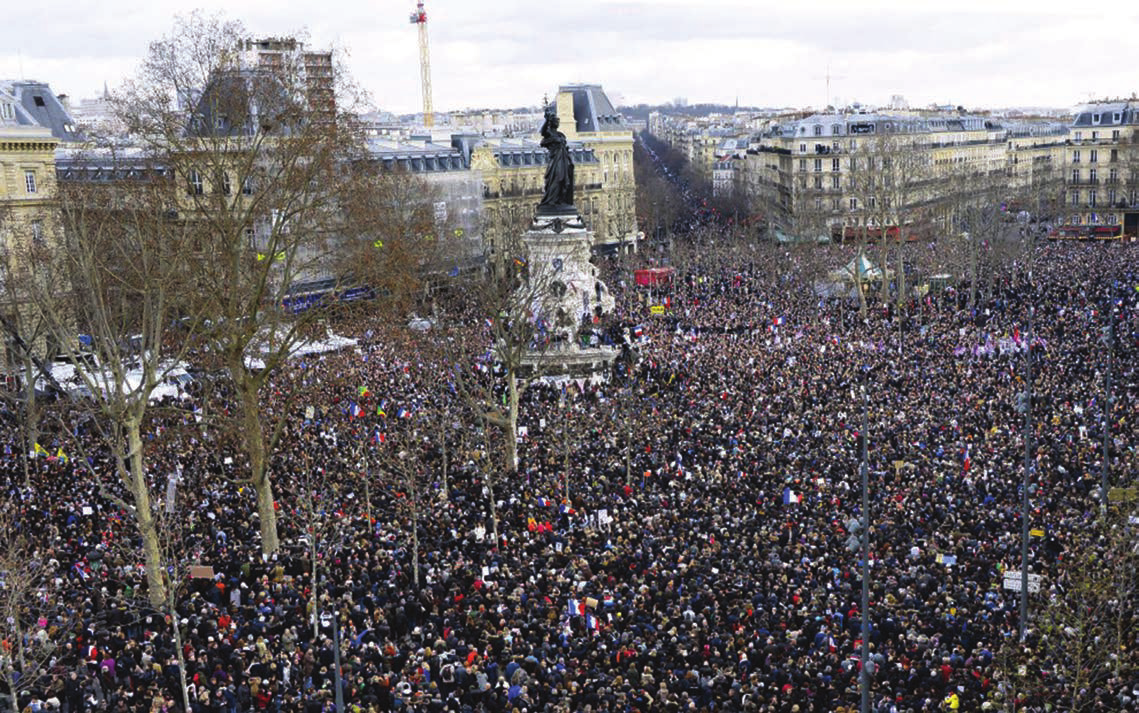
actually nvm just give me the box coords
[1,240,1137,713]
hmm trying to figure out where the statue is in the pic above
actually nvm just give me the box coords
[537,105,575,214]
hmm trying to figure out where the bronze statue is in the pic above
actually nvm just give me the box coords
[537,106,575,214]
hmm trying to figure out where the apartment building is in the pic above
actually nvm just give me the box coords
[1059,101,1139,237]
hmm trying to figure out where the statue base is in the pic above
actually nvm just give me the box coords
[515,210,617,377]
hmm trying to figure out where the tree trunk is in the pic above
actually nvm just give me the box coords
[127,420,167,608]
[170,601,192,713]
[504,372,520,473]
[21,354,37,488]
[240,385,280,554]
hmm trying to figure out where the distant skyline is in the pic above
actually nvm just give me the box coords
[2,0,1137,115]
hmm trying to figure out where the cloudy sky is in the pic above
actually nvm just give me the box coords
[2,0,1137,114]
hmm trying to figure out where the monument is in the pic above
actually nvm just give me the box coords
[518,102,616,377]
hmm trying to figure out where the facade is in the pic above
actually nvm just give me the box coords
[654,107,1071,240]
[366,84,637,257]
[1058,101,1139,237]
[0,81,74,376]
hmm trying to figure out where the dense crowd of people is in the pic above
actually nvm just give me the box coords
[2,239,1137,713]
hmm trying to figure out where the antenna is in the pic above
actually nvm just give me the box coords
[811,63,847,110]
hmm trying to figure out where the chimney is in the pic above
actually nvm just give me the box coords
[57,94,71,112]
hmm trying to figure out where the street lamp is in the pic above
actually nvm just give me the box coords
[320,611,345,713]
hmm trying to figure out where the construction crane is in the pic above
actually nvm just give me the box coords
[409,0,434,127]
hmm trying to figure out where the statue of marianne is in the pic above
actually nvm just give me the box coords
[537,106,575,214]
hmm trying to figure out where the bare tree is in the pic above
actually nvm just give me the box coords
[0,522,77,713]
[113,12,372,554]
[21,149,205,608]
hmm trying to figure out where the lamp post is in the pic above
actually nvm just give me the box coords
[860,372,871,713]
[320,611,345,713]
[1018,306,1033,641]
[1100,317,1113,510]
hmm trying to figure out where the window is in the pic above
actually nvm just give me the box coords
[1089,168,1097,183]
[849,198,858,210]
[1112,130,1120,141]
[849,139,857,151]
[799,143,807,153]
[0,102,13,120]
[24,171,37,193]
[1091,131,1098,141]
[814,175,823,189]
[1074,131,1082,141]
[1109,168,1118,182]
[799,159,807,171]
[832,158,840,172]
[242,177,254,195]
[1111,149,1119,162]
[832,140,840,151]
[1070,190,1079,206]
[1108,189,1116,205]
[1113,112,1122,123]
[31,220,44,247]
[832,124,841,136]
[1092,113,1101,124]
[1072,150,1080,163]
[1089,190,1097,207]
[813,125,822,136]
[832,198,841,211]
[815,197,823,209]
[188,169,203,195]
[813,158,822,172]
[1090,150,1097,163]
[831,174,840,189]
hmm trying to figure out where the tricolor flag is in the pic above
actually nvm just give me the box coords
[397,408,412,419]
[566,598,581,618]
[373,430,385,444]
[349,402,363,419]
[585,613,599,631]
[376,401,387,417]
[358,385,371,399]
[484,317,494,330]
[33,442,48,458]
[963,446,972,473]
[782,487,800,505]
[774,316,785,327]
[537,497,553,507]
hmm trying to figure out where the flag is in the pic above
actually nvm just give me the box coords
[56,447,68,463]
[376,401,387,417]
[963,446,972,473]
[33,442,48,458]
[373,430,385,444]
[566,598,581,618]
[782,487,800,505]
[537,497,553,507]
[397,408,411,419]
[484,317,494,330]
[349,402,363,419]
[585,613,599,631]
[358,385,371,399]
[448,266,460,277]
[774,316,785,327]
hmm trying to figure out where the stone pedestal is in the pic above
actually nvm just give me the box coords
[518,211,617,376]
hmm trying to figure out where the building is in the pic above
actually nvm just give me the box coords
[551,84,638,252]
[0,81,75,377]
[239,37,336,123]
[365,84,637,257]
[1058,101,1139,237]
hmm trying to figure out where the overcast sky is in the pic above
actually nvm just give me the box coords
[2,0,1137,114]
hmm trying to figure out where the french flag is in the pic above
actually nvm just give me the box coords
[537,497,553,507]
[963,446,972,473]
[567,598,581,618]
[782,487,800,505]
[774,316,785,327]
[397,408,412,419]
[349,402,363,418]
[585,613,599,632]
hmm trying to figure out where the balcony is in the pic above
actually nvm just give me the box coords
[1066,177,1100,186]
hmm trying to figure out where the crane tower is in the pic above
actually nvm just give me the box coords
[409,0,434,127]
